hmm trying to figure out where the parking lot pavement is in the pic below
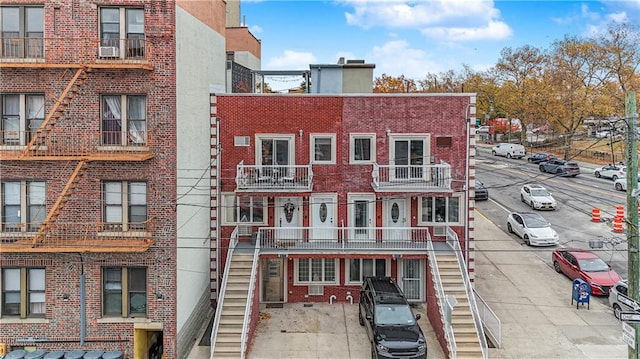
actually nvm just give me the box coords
[247,302,445,359]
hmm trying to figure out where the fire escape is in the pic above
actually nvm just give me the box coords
[1,37,155,253]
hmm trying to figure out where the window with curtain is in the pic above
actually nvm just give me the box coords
[419,196,461,224]
[1,180,45,232]
[26,95,44,144]
[102,95,146,145]
[2,94,21,145]
[1,267,45,318]
[222,194,266,224]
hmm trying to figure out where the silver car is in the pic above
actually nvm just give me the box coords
[609,280,640,320]
[506,212,559,246]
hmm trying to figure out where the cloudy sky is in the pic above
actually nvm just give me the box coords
[241,0,639,91]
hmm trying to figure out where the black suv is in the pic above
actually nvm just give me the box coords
[358,276,427,359]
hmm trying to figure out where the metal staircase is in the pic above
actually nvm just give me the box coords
[32,160,88,246]
[23,67,91,154]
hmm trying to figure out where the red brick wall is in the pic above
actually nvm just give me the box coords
[1,1,177,357]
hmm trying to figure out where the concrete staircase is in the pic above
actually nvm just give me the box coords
[212,252,254,359]
[435,252,484,359]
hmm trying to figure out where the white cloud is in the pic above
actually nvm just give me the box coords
[367,40,443,79]
[265,50,317,70]
[249,24,263,34]
[341,0,511,41]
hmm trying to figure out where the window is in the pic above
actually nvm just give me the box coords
[1,180,45,232]
[103,267,147,317]
[419,195,461,224]
[99,7,145,58]
[347,259,387,284]
[101,95,147,146]
[222,194,266,225]
[1,94,45,146]
[390,136,429,180]
[1,6,44,58]
[310,134,336,164]
[295,258,337,284]
[102,181,147,231]
[2,268,45,318]
[350,133,376,163]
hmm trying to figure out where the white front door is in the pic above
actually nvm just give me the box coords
[400,259,423,301]
[276,197,301,240]
[310,194,336,241]
[384,198,408,240]
[348,194,375,241]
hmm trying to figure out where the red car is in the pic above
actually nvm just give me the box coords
[552,248,622,296]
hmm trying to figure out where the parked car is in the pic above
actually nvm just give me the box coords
[527,153,557,164]
[491,143,525,159]
[475,180,489,201]
[608,280,640,320]
[552,248,622,296]
[539,159,580,177]
[506,212,559,246]
[614,176,640,191]
[520,184,556,210]
[594,164,626,180]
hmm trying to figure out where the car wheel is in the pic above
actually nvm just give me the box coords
[613,175,618,181]
[616,183,624,191]
[492,151,497,156]
[556,168,563,174]
[530,201,535,209]
[358,310,364,326]
[595,171,601,178]
[507,222,513,233]
[553,261,561,273]
[523,235,531,246]
[528,158,533,163]
[507,153,512,159]
[613,304,622,320]
[539,165,546,173]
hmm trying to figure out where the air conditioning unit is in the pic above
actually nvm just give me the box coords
[99,46,119,58]
[308,285,324,296]
[433,226,445,237]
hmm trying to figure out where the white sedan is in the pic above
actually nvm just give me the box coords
[614,176,640,191]
[506,212,559,246]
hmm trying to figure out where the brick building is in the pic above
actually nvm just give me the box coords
[0,1,259,358]
[209,93,487,357]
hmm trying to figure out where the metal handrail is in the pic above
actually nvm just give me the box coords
[209,227,239,359]
[474,289,502,348]
[445,227,488,359]
[426,239,457,358]
[240,234,260,358]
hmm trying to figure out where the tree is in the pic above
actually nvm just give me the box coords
[373,74,417,93]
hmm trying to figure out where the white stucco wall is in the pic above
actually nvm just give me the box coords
[232,51,261,71]
[175,7,226,333]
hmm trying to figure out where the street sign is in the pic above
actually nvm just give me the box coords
[617,293,640,311]
[623,322,636,348]
[620,311,640,322]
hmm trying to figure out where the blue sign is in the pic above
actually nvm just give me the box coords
[572,278,590,309]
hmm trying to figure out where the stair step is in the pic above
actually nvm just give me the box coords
[221,310,246,317]
[220,318,244,325]
[216,335,241,343]
[217,326,242,334]
[455,335,480,343]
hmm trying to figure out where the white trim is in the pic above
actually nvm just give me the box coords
[255,134,295,166]
[347,193,375,238]
[293,258,339,285]
[310,133,336,164]
[398,259,424,301]
[383,197,408,227]
[417,194,463,225]
[220,193,267,226]
[388,134,431,166]
[345,258,389,285]
[349,133,376,164]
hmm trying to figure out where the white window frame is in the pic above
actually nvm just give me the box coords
[349,133,376,164]
[294,258,339,285]
[100,94,147,146]
[0,180,46,232]
[1,267,46,318]
[310,133,336,164]
[345,258,389,285]
[102,181,147,231]
[389,134,431,166]
[255,134,295,166]
[221,193,267,225]
[0,94,45,146]
[418,195,462,225]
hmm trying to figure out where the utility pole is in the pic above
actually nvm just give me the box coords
[627,91,638,359]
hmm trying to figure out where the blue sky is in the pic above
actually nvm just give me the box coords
[241,0,639,90]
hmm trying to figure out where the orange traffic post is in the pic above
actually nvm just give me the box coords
[591,208,601,222]
[613,216,624,233]
[616,205,625,219]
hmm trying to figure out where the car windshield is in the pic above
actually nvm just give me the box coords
[530,189,550,196]
[522,214,549,228]
[578,258,610,272]
[375,305,416,326]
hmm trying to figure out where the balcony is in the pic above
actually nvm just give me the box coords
[372,162,452,192]
[258,226,430,253]
[0,130,153,161]
[235,161,313,192]
[0,37,152,70]
[0,220,155,253]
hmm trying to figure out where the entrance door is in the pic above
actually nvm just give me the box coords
[384,198,408,240]
[261,258,285,302]
[310,194,336,241]
[400,259,422,301]
[392,138,425,181]
[276,197,301,240]
[348,194,375,241]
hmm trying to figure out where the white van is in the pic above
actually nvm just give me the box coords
[491,143,525,159]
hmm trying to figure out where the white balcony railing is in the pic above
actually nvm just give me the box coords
[235,161,313,191]
[258,226,430,251]
[372,162,452,191]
